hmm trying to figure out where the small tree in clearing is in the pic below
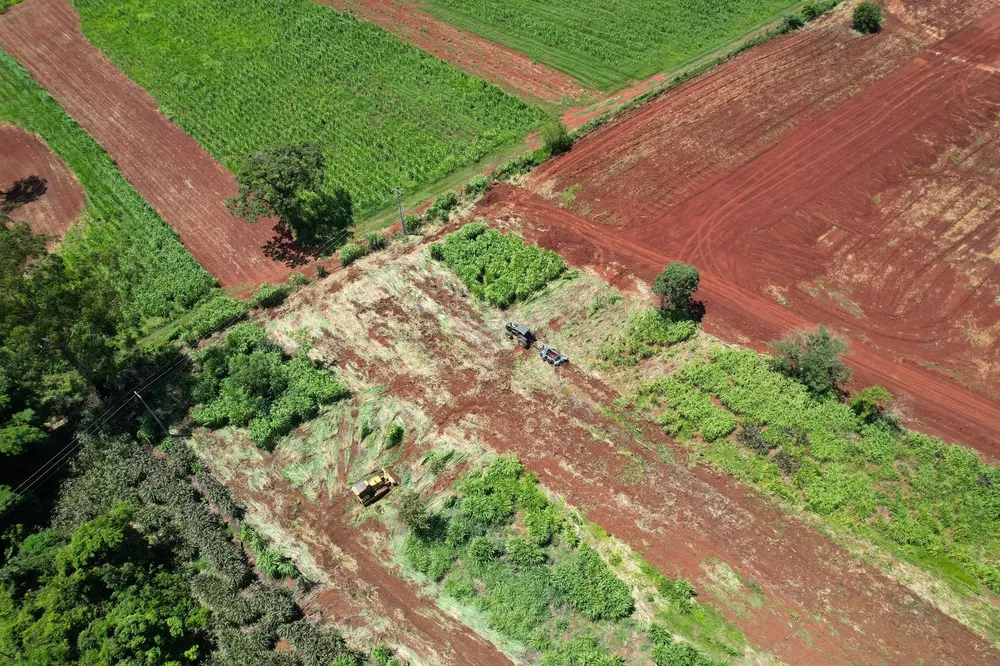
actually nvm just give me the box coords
[769,325,852,398]
[853,1,883,33]
[850,386,895,424]
[653,262,700,311]
[542,121,573,156]
[396,490,428,532]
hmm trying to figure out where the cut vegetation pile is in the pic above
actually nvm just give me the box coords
[74,0,547,214]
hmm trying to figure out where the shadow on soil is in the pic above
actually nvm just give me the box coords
[2,175,47,212]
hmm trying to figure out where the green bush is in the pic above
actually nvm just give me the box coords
[385,423,405,448]
[783,13,805,30]
[769,325,851,398]
[494,149,547,181]
[551,545,634,621]
[853,1,883,33]
[542,122,573,156]
[364,231,388,252]
[339,243,368,267]
[542,634,624,666]
[179,294,249,346]
[802,0,839,21]
[250,283,293,309]
[602,309,696,364]
[425,190,461,222]
[430,222,566,308]
[463,175,492,198]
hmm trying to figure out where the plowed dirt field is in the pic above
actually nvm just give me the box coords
[483,2,1000,452]
[0,123,85,242]
[0,0,289,289]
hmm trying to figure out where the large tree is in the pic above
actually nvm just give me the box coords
[652,262,700,311]
[226,143,352,243]
[769,325,852,398]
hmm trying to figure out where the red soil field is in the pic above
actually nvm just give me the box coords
[0,0,289,290]
[481,3,1000,453]
[316,0,588,106]
[0,123,85,243]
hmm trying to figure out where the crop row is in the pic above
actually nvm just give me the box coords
[75,0,548,216]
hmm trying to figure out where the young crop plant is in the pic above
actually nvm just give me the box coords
[75,0,548,216]
[430,222,566,308]
[190,323,348,449]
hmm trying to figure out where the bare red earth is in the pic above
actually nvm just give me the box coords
[482,3,1000,453]
[0,0,289,290]
[0,124,85,243]
[316,0,588,106]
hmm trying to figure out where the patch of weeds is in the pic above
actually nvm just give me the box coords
[601,308,696,365]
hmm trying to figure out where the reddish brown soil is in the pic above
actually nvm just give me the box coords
[0,0,289,290]
[481,4,1000,453]
[293,263,998,665]
[0,123,85,243]
[316,0,588,106]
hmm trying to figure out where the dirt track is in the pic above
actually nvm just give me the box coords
[315,0,588,106]
[486,3,1000,453]
[0,123,85,243]
[0,0,289,289]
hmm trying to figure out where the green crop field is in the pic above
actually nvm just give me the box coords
[74,0,548,217]
[0,50,215,326]
[422,0,799,89]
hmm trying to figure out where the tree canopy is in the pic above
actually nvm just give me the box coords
[769,325,852,398]
[652,262,700,311]
[852,1,883,33]
[226,143,353,243]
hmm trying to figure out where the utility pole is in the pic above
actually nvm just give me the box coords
[393,187,407,235]
[134,390,171,437]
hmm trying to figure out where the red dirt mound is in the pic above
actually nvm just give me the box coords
[484,4,1000,453]
[0,123,85,243]
[0,0,289,290]
[316,0,588,106]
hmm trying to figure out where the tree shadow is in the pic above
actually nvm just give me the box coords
[684,300,706,323]
[262,219,344,268]
[2,175,47,212]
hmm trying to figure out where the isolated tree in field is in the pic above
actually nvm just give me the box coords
[227,143,352,243]
[653,262,700,311]
[853,1,883,33]
[769,325,852,398]
[542,121,573,156]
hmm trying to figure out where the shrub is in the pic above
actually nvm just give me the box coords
[250,283,292,309]
[737,424,770,456]
[396,490,428,532]
[774,450,801,476]
[179,294,248,346]
[463,175,491,198]
[402,214,422,234]
[783,13,805,30]
[338,243,367,267]
[602,309,696,364]
[853,1,883,33]
[425,190,460,222]
[364,231,388,252]
[494,149,547,181]
[385,423,405,448]
[850,386,894,424]
[653,262,700,311]
[505,536,545,567]
[802,0,839,21]
[289,272,308,286]
[542,121,573,156]
[769,325,851,398]
[551,545,634,621]
[315,264,329,278]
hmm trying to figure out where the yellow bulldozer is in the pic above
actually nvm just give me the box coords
[350,468,397,507]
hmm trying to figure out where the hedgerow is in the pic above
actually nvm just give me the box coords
[430,222,566,308]
[632,347,1000,592]
[191,323,349,449]
[75,0,547,216]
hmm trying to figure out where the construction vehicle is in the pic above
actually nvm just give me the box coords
[350,469,397,507]
[505,322,535,349]
[539,344,568,367]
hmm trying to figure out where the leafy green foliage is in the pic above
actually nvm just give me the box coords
[649,625,727,666]
[463,175,491,198]
[783,13,805,30]
[227,143,352,243]
[635,377,736,442]
[802,0,840,21]
[423,0,797,88]
[250,283,293,310]
[601,308,696,365]
[395,490,429,532]
[0,52,215,324]
[552,544,634,621]
[0,0,24,11]
[364,231,388,252]
[339,243,368,267]
[636,346,1000,592]
[240,525,299,580]
[853,1,883,33]
[430,222,566,308]
[540,633,623,666]
[424,190,461,222]
[75,0,547,215]
[177,293,249,346]
[850,386,895,424]
[542,122,573,156]
[653,262,700,311]
[493,148,547,181]
[769,326,851,398]
[191,323,348,449]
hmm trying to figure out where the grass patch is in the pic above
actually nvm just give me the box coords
[0,50,215,327]
[75,0,548,215]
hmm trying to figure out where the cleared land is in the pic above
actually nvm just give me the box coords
[71,0,547,216]
[187,236,997,665]
[0,123,85,242]
[487,2,1000,452]
[0,0,289,291]
[316,0,588,107]
[421,0,799,89]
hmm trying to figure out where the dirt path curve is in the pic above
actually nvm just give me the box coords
[0,123,85,243]
[316,0,588,107]
[0,0,289,290]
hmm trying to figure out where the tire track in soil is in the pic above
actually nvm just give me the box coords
[0,0,289,290]
[0,123,86,243]
[493,6,1000,454]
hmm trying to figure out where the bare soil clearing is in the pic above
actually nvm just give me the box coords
[0,0,289,289]
[0,123,85,242]
[485,3,1000,453]
[315,0,588,107]
[247,246,997,665]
